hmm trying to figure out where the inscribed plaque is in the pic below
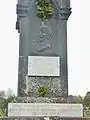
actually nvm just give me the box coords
[28,56,60,76]
[8,103,83,117]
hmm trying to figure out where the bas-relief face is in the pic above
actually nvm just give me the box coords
[31,20,58,55]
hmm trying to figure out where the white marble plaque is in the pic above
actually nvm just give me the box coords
[8,103,83,117]
[28,56,60,76]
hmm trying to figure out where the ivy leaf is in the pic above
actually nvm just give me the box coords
[36,0,54,19]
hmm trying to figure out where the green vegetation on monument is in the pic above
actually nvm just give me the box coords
[36,0,54,19]
[37,87,48,97]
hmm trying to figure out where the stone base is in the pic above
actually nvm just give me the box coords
[0,117,83,120]
[8,103,83,117]
[12,97,67,103]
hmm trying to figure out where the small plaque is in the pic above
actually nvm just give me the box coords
[28,56,60,76]
[8,103,83,117]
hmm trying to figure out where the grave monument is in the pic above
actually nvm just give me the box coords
[16,0,71,99]
[7,0,83,119]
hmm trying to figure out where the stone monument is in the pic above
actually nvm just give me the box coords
[16,0,71,99]
[7,0,84,119]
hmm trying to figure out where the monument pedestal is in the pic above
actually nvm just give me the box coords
[8,102,83,118]
[0,117,83,120]
[8,97,83,119]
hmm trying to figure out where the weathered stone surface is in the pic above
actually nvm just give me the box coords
[17,57,68,97]
[26,77,67,97]
[18,56,68,98]
[18,57,68,98]
[11,97,67,103]
[18,56,28,96]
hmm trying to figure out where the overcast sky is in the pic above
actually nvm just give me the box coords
[0,0,90,96]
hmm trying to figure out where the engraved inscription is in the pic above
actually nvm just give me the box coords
[8,103,83,117]
[28,56,60,76]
